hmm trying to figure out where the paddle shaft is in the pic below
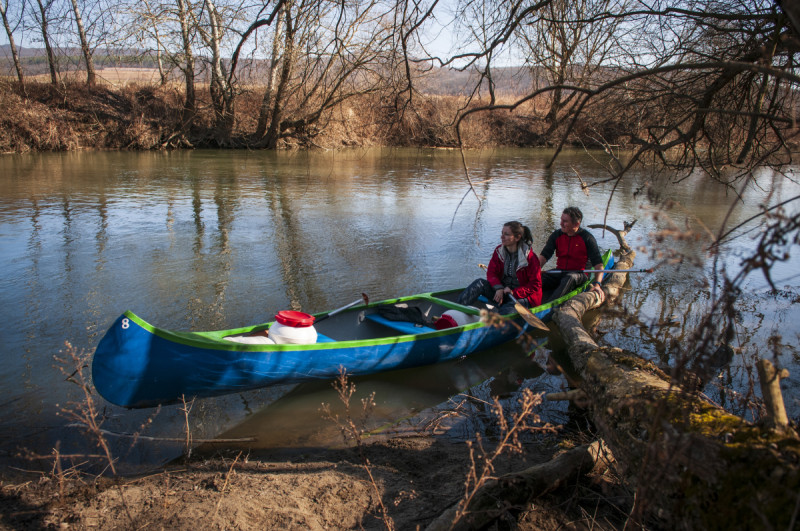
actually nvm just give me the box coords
[315,294,369,323]
[545,268,653,274]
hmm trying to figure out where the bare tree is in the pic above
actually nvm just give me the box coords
[516,0,627,137]
[142,1,170,86]
[0,0,25,85]
[118,0,199,122]
[191,0,242,142]
[175,0,197,121]
[32,0,58,84]
[260,0,294,148]
[68,0,96,85]
[253,0,397,147]
[121,0,178,86]
[255,1,287,139]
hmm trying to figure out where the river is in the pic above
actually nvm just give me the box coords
[0,148,797,475]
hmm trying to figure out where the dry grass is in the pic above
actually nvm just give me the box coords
[23,67,165,87]
[0,76,637,153]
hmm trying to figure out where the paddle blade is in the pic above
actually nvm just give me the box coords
[515,303,550,333]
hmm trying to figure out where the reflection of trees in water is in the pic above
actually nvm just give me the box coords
[277,164,422,304]
[57,195,77,340]
[599,269,799,420]
[538,166,556,235]
[83,192,109,342]
[21,199,43,390]
[605,275,700,364]
[185,173,239,330]
[264,176,308,312]
[186,177,209,329]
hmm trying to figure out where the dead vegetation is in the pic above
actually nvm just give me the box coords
[0,78,634,153]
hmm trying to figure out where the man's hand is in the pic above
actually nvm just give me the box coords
[590,282,605,302]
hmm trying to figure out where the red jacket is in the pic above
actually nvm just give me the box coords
[486,244,542,307]
[540,228,602,271]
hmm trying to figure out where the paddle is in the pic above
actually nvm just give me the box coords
[315,293,369,323]
[507,293,550,333]
[545,268,653,274]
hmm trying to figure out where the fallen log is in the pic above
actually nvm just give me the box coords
[425,440,613,531]
[552,226,800,529]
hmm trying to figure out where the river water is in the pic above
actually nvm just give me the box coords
[0,148,797,475]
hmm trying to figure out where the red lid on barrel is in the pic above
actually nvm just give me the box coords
[275,310,315,327]
[434,314,458,330]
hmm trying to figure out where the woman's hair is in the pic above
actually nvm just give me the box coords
[562,206,583,225]
[504,221,533,246]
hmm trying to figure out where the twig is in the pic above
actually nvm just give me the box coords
[212,452,242,520]
[180,394,196,459]
[448,389,556,528]
[64,425,256,443]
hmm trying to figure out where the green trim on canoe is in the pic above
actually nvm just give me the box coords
[122,249,612,353]
[123,293,487,353]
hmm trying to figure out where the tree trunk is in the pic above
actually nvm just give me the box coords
[263,5,295,149]
[256,5,285,139]
[69,0,96,86]
[204,0,235,144]
[176,0,196,123]
[155,41,167,86]
[35,0,58,85]
[0,1,25,86]
[549,225,800,529]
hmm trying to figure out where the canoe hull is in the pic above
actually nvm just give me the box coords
[92,310,521,408]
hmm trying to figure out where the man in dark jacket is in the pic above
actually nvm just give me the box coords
[537,206,605,302]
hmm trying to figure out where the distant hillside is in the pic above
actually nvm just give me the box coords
[0,45,158,77]
[0,45,535,95]
[416,66,534,96]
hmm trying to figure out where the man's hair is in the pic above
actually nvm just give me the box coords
[563,206,583,225]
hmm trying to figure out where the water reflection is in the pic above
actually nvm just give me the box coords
[0,148,798,475]
[205,341,542,453]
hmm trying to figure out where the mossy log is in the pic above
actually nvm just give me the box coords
[552,226,800,529]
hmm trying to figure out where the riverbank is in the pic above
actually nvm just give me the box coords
[1,429,630,529]
[0,79,627,153]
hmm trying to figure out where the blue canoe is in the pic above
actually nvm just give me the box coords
[92,252,613,408]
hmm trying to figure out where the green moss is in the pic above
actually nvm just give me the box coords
[583,348,800,528]
[601,347,669,380]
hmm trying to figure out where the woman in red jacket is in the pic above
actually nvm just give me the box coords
[456,221,542,314]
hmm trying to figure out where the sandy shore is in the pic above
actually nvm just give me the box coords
[1,423,631,530]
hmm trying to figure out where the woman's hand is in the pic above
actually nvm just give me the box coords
[493,288,506,304]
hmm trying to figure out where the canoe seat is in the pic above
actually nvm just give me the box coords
[365,314,437,335]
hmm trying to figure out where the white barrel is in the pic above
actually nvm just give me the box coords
[270,311,318,344]
[224,334,276,345]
